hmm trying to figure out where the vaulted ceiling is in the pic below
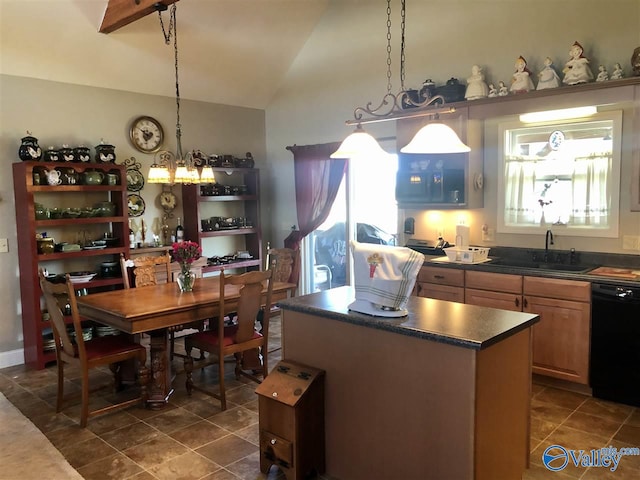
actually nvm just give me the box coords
[0,0,329,109]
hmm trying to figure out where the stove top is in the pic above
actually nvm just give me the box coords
[405,239,453,257]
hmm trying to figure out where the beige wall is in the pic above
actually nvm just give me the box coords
[0,74,265,357]
[266,0,640,248]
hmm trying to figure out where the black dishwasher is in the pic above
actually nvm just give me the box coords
[590,282,640,406]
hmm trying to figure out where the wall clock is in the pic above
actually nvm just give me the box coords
[129,116,164,153]
[159,186,177,216]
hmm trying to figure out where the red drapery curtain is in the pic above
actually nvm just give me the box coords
[283,142,347,251]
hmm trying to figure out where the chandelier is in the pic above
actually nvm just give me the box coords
[331,0,470,159]
[147,3,215,185]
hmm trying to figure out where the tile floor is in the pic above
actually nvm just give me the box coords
[1,317,639,480]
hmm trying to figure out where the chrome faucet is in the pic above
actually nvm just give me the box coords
[544,230,554,262]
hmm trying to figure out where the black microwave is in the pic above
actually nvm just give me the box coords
[396,168,465,205]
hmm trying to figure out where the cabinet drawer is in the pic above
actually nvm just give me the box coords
[465,271,522,294]
[523,276,590,302]
[260,429,293,466]
[465,288,523,311]
[418,266,464,287]
[416,282,465,303]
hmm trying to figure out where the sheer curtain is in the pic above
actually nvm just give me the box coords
[283,143,346,250]
[571,155,611,226]
[504,158,537,225]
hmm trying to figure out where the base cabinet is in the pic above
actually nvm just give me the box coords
[415,266,464,302]
[465,270,523,311]
[442,268,592,385]
[523,276,591,385]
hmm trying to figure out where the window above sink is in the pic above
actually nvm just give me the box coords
[497,110,622,238]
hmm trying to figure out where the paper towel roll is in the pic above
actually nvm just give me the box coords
[456,225,470,247]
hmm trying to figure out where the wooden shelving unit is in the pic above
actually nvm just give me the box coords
[182,167,262,274]
[12,161,129,369]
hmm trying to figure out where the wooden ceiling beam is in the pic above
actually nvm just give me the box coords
[99,0,180,34]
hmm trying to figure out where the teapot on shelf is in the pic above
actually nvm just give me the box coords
[43,168,62,186]
[18,132,42,161]
[82,170,104,185]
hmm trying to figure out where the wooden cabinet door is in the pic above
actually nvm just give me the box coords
[416,282,465,303]
[524,295,591,385]
[418,266,465,287]
[465,288,523,311]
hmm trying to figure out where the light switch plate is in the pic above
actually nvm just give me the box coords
[0,238,8,253]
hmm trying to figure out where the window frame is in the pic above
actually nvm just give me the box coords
[497,110,622,238]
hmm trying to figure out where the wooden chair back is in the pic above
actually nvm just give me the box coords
[184,268,274,410]
[267,247,300,295]
[220,269,274,344]
[120,252,172,288]
[38,270,85,362]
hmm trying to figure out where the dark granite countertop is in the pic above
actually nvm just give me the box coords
[277,286,539,351]
[423,246,640,287]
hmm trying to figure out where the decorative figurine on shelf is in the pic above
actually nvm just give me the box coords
[611,63,625,80]
[488,83,498,97]
[596,65,609,82]
[562,41,593,85]
[632,46,640,76]
[510,56,535,93]
[537,57,561,90]
[498,81,509,96]
[465,65,489,100]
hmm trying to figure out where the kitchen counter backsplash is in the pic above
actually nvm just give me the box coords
[487,246,640,270]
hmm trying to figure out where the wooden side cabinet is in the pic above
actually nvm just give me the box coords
[256,360,325,480]
[523,276,591,385]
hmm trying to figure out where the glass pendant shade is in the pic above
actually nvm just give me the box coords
[199,166,216,183]
[331,125,389,159]
[147,164,171,184]
[400,122,470,154]
[173,163,189,183]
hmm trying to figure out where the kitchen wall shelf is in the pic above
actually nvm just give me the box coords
[13,161,129,369]
[182,167,262,275]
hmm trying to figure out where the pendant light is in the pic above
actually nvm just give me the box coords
[147,4,214,184]
[334,0,469,158]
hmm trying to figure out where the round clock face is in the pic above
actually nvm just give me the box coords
[549,130,565,151]
[130,116,164,153]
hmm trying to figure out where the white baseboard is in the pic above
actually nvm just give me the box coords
[0,349,24,369]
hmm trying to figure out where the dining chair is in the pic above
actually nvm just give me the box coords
[184,268,274,410]
[265,247,300,318]
[38,269,148,427]
[120,251,172,288]
[262,247,299,354]
[120,252,204,360]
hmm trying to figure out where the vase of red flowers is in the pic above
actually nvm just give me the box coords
[171,241,201,292]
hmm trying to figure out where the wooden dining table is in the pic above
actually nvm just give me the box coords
[76,276,296,408]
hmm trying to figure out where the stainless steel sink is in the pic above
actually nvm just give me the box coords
[488,258,596,273]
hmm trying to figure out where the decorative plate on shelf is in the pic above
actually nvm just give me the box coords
[127,193,146,217]
[126,169,145,192]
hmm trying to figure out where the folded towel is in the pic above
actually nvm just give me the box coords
[350,241,425,310]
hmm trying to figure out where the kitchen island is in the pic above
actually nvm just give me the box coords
[277,286,539,480]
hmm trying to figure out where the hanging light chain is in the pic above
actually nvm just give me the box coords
[385,0,392,95]
[399,0,406,91]
[158,4,183,160]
